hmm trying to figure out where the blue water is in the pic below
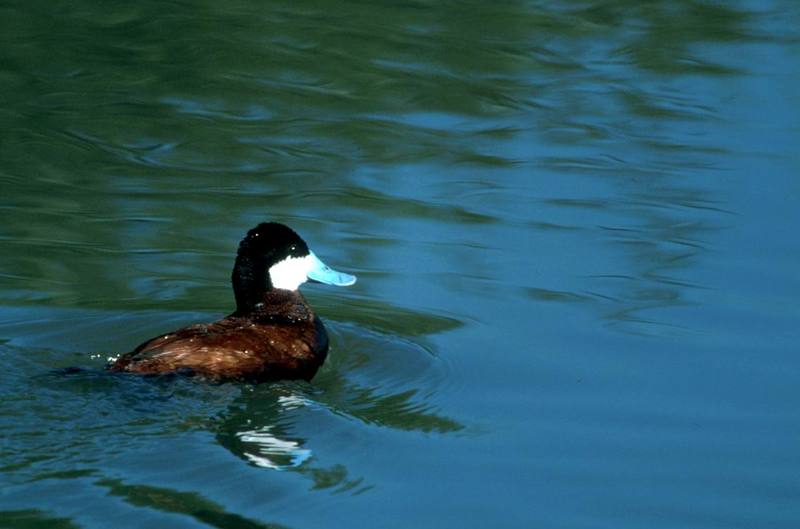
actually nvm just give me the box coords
[1,1,799,528]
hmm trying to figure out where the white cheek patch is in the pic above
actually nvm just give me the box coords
[268,255,313,291]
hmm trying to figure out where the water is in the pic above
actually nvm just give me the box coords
[2,1,799,527]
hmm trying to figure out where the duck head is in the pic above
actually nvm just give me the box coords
[232,222,356,312]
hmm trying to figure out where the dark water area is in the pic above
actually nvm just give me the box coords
[2,1,799,527]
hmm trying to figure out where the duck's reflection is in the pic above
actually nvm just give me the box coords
[216,385,371,492]
[236,424,312,470]
[213,322,462,486]
[228,393,313,470]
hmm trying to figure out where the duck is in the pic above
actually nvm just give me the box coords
[108,222,356,382]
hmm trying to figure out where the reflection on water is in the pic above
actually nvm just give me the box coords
[0,510,82,529]
[236,425,311,470]
[98,478,290,529]
[234,394,314,470]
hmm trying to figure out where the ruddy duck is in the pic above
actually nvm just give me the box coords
[109,222,355,382]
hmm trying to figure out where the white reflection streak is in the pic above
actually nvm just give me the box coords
[237,426,312,470]
[236,394,315,470]
[277,394,313,410]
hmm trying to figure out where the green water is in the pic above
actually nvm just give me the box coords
[2,1,799,528]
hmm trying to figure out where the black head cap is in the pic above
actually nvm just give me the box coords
[238,222,309,262]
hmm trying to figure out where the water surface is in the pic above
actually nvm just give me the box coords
[2,1,799,528]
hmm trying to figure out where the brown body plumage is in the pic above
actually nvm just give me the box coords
[109,291,328,382]
[107,222,355,383]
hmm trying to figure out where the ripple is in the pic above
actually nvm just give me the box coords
[161,96,273,122]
